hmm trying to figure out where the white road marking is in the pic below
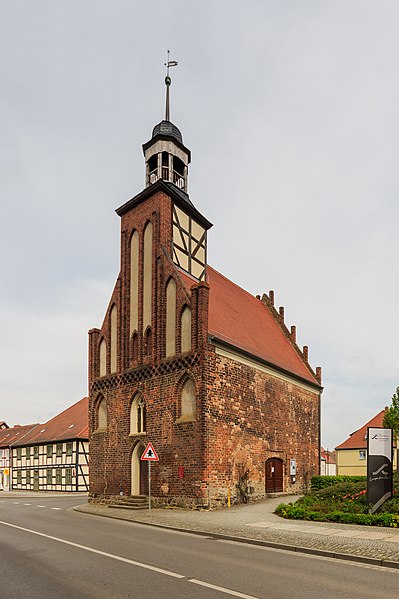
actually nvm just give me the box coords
[51,507,62,510]
[24,503,31,506]
[0,519,262,596]
[13,502,20,504]
[0,520,184,579]
[190,579,260,598]
[37,505,46,508]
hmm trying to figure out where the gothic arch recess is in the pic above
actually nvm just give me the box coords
[95,395,107,431]
[176,374,197,421]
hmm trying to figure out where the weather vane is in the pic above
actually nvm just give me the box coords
[164,50,178,121]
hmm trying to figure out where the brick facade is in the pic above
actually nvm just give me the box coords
[88,120,322,507]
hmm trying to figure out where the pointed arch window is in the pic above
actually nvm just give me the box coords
[144,327,152,357]
[131,332,138,363]
[130,394,146,435]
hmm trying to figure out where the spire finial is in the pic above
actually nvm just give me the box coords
[164,50,178,122]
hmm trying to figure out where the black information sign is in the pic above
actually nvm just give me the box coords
[367,427,393,514]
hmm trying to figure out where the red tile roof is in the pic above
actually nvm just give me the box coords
[0,424,39,448]
[180,266,319,386]
[11,397,89,447]
[321,447,336,464]
[335,409,394,450]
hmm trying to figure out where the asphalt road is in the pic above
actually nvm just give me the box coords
[1,495,399,599]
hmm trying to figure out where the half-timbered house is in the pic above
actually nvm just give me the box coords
[11,398,89,492]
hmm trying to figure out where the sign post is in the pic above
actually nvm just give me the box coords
[140,442,159,514]
[367,427,393,514]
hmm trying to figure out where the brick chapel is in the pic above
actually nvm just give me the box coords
[88,70,322,506]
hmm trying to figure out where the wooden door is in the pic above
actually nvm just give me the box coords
[265,458,283,493]
[140,459,149,495]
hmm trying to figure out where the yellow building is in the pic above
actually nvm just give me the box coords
[336,408,397,475]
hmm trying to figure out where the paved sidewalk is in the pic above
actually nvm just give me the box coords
[74,496,399,568]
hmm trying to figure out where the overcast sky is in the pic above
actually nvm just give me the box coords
[1,1,399,450]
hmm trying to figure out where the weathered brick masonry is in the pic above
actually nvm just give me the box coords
[88,111,322,507]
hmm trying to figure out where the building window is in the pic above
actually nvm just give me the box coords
[66,442,73,456]
[56,444,62,457]
[34,446,39,460]
[17,471,22,485]
[47,445,53,458]
[130,394,146,435]
[17,448,21,460]
[26,470,31,486]
[131,332,138,363]
[56,468,62,485]
[65,468,72,485]
[359,450,366,460]
[181,378,196,419]
[47,469,52,485]
[26,447,31,461]
[144,327,152,357]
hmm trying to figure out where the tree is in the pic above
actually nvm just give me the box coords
[383,386,399,439]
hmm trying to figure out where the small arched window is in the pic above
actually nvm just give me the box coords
[146,327,152,357]
[97,397,107,431]
[181,378,196,420]
[181,306,191,353]
[132,332,138,363]
[130,394,146,435]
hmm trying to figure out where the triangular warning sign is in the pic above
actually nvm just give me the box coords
[141,442,159,461]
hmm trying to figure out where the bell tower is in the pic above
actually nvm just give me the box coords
[142,52,191,191]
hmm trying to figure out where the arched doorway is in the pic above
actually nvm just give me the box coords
[265,458,284,493]
[131,443,148,496]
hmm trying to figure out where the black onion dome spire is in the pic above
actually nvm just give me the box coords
[151,120,183,143]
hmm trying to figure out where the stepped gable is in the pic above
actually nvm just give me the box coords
[0,423,39,447]
[11,397,89,446]
[179,266,319,386]
[335,408,386,450]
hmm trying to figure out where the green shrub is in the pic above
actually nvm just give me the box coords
[311,475,367,490]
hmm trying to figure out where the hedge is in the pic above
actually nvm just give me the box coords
[311,475,367,490]
[275,503,399,527]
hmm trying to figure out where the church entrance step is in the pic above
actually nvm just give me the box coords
[108,495,148,510]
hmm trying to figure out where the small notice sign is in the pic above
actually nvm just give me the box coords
[141,442,159,461]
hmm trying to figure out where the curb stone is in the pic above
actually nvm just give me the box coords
[72,505,399,570]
